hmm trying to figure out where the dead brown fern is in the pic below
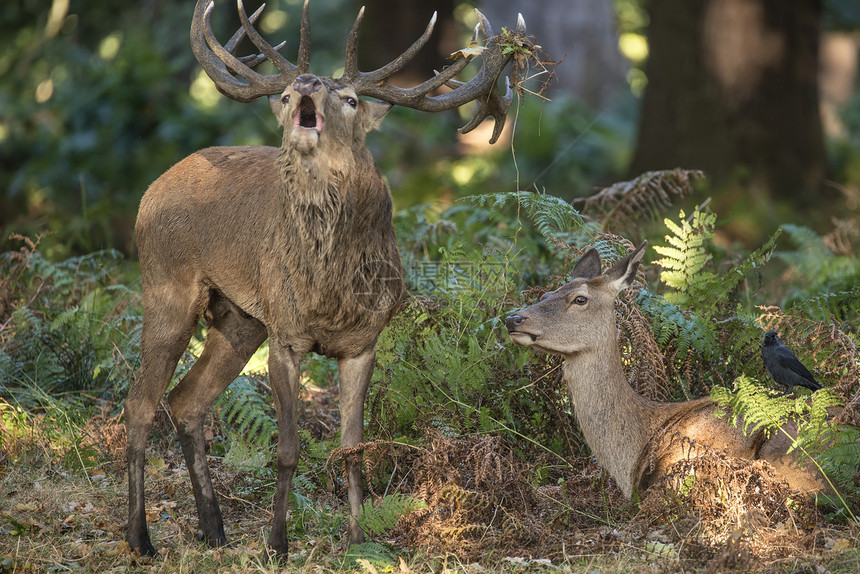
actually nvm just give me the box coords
[575,169,704,233]
[390,432,549,559]
[641,449,816,545]
[823,216,860,256]
[617,288,673,401]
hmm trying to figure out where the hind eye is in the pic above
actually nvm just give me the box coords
[573,295,587,306]
[345,96,357,108]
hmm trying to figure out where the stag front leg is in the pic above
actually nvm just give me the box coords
[266,341,303,558]
[338,349,375,545]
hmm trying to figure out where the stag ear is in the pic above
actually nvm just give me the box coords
[359,100,393,133]
[572,249,602,280]
[604,241,647,294]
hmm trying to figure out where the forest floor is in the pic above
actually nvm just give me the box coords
[2,387,860,574]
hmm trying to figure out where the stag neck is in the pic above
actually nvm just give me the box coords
[562,345,663,497]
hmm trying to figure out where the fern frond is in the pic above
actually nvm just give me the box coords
[344,542,397,570]
[652,208,716,307]
[214,375,277,447]
[574,168,704,232]
[357,494,427,537]
[463,190,590,240]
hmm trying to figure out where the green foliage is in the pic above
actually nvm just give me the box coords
[213,375,277,448]
[777,224,860,314]
[357,494,427,537]
[652,207,717,306]
[635,290,717,359]
[370,204,572,455]
[1,243,139,408]
[712,376,840,438]
[464,189,593,241]
[343,542,398,571]
[712,376,860,514]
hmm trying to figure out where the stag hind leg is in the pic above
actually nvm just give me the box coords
[167,292,267,547]
[126,288,205,556]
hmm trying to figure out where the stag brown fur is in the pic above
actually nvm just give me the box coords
[128,79,400,558]
[505,241,829,498]
[126,0,522,559]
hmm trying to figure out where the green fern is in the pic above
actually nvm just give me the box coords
[778,224,860,308]
[652,207,716,306]
[712,376,859,515]
[636,289,717,359]
[213,375,277,447]
[357,493,427,537]
[343,542,398,570]
[711,376,840,437]
[790,286,860,323]
[464,189,591,240]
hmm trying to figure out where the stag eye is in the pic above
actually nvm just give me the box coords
[344,96,358,108]
[281,94,290,104]
[573,295,588,306]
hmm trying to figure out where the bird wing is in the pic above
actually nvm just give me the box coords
[774,345,819,384]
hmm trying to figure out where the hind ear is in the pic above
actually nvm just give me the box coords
[572,248,602,280]
[604,241,647,294]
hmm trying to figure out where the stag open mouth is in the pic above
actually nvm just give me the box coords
[294,96,323,132]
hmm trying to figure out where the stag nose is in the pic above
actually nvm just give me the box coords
[293,74,322,96]
[505,314,526,332]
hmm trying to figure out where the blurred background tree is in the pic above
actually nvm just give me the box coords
[1,0,858,257]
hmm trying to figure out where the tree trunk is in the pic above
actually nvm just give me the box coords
[629,0,827,206]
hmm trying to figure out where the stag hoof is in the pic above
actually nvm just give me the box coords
[195,528,228,548]
[128,535,158,558]
[263,542,289,565]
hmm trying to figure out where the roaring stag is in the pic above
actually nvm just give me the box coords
[505,242,829,498]
[126,0,523,558]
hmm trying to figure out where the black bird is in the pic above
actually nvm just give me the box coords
[762,331,822,392]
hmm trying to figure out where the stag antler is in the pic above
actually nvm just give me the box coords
[342,9,524,144]
[191,0,310,102]
[191,0,523,142]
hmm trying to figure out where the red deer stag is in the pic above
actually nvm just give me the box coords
[505,241,829,498]
[126,0,523,558]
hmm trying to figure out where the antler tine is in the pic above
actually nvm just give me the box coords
[454,76,514,144]
[347,7,519,143]
[342,6,366,82]
[297,0,311,74]
[343,9,437,84]
[227,5,286,70]
[474,9,494,39]
[223,2,265,54]
[236,0,295,77]
[190,0,299,103]
[238,41,287,68]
